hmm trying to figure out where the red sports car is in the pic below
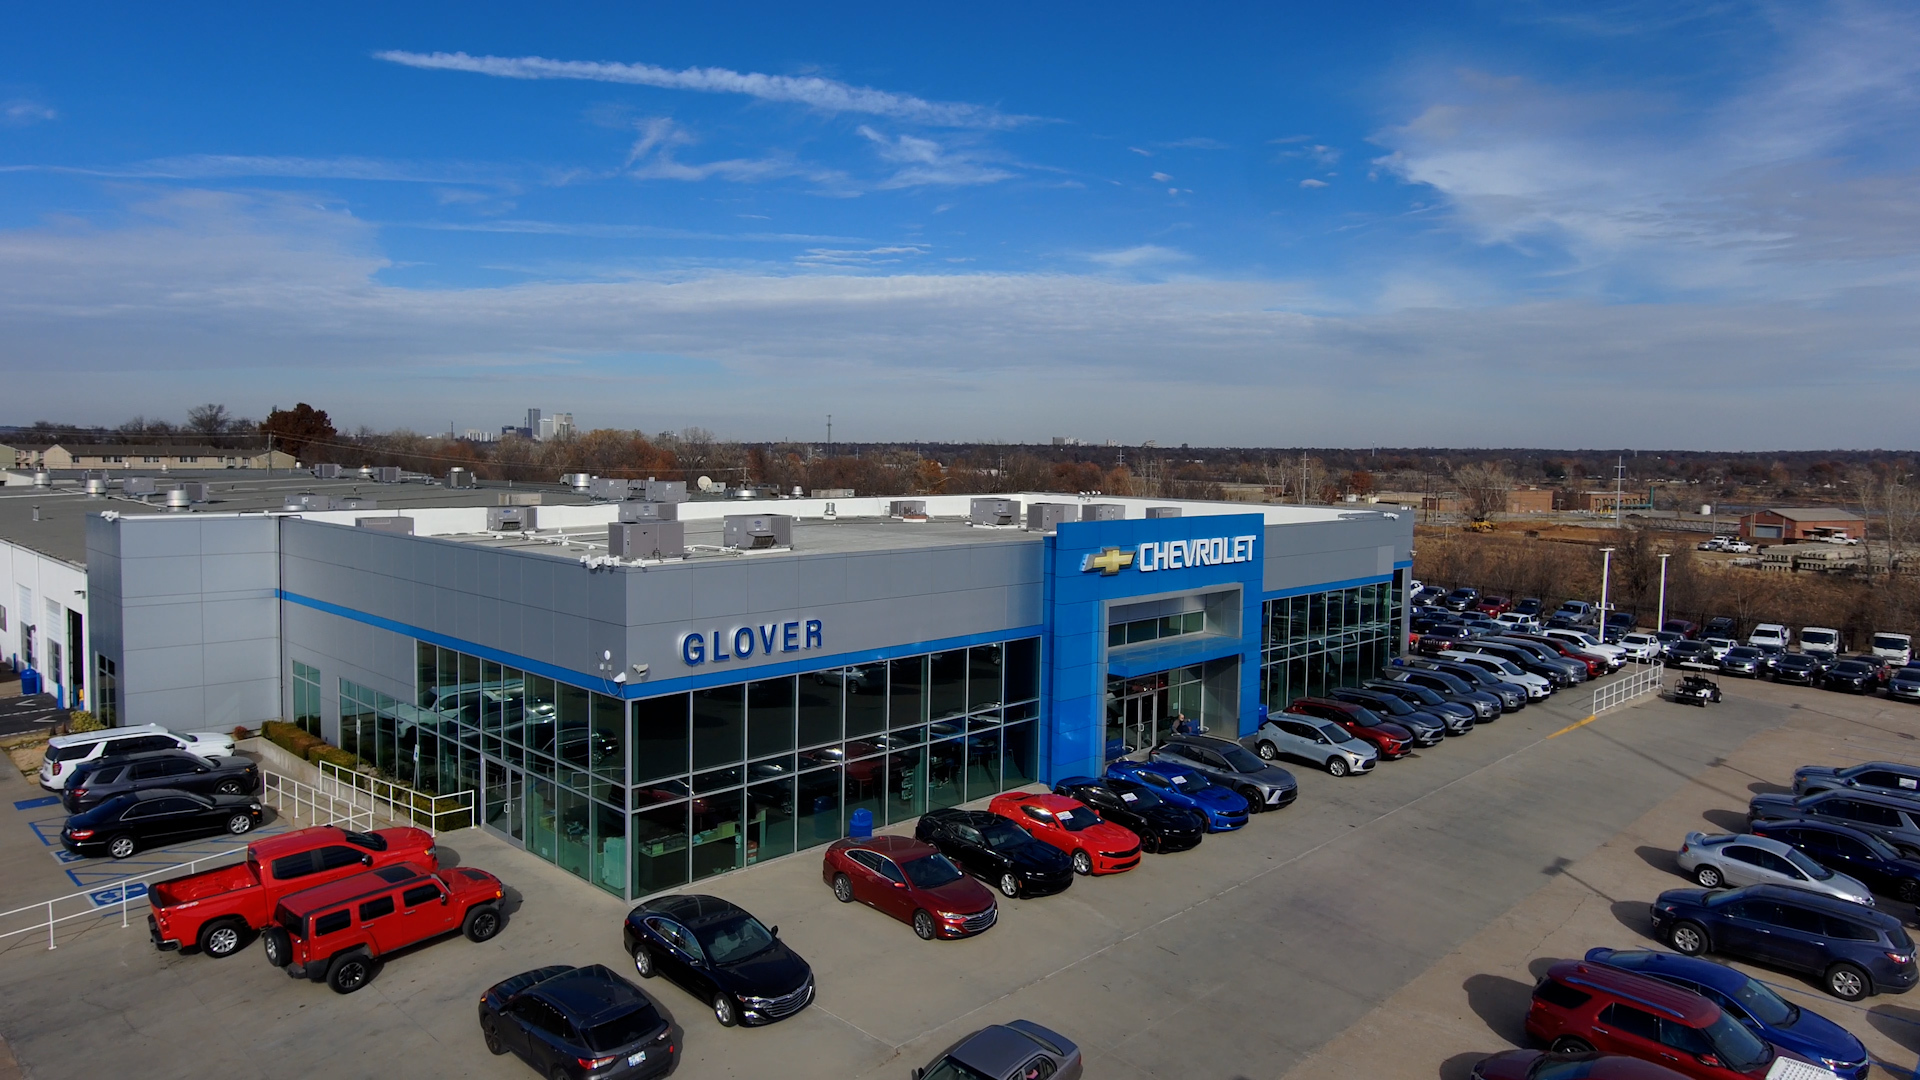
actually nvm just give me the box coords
[988,792,1141,876]
[821,834,997,940]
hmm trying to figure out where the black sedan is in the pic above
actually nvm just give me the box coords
[915,808,1075,897]
[1773,653,1826,685]
[1668,640,1721,671]
[1891,666,1920,703]
[62,749,260,813]
[1748,818,1920,903]
[479,964,676,1079]
[622,893,813,1026]
[1823,660,1878,693]
[61,788,261,859]
[1051,777,1204,854]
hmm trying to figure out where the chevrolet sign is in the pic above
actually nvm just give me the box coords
[1136,535,1258,572]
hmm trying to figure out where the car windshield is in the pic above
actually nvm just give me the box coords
[981,818,1035,846]
[1398,685,1444,705]
[582,1001,664,1052]
[1344,707,1387,727]
[1899,667,1920,680]
[1703,1009,1772,1073]
[1833,663,1870,675]
[1165,769,1211,791]
[902,853,964,889]
[698,914,777,966]
[1730,975,1797,1026]
[1358,694,1411,715]
[1218,745,1265,772]
[1317,722,1357,744]
[1876,636,1909,649]
[1107,781,1165,809]
[1728,648,1760,659]
[920,1055,997,1080]
[1053,805,1102,832]
[1780,847,1833,880]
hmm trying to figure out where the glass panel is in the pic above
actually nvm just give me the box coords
[1004,700,1038,724]
[747,778,795,865]
[927,651,967,721]
[843,666,886,737]
[886,744,925,824]
[691,685,745,770]
[1006,638,1040,702]
[633,777,693,808]
[437,646,458,700]
[690,789,744,881]
[590,692,624,787]
[632,694,689,783]
[693,765,745,794]
[844,745,886,828]
[1127,620,1156,644]
[416,641,436,707]
[890,723,929,747]
[556,682,592,781]
[458,651,480,697]
[525,776,558,862]
[524,676,557,757]
[926,738,966,812]
[796,768,842,850]
[1002,721,1038,789]
[632,803,690,895]
[747,677,796,759]
[968,644,1003,710]
[888,656,925,729]
[965,727,1002,800]
[797,673,842,747]
[555,785,590,881]
[591,800,626,897]
[1108,624,1126,649]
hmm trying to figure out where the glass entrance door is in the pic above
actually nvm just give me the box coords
[483,761,524,846]
[1105,667,1212,757]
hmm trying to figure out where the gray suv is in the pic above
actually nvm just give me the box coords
[1150,735,1298,812]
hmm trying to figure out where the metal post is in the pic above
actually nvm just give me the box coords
[47,901,56,950]
[1657,553,1671,630]
[1599,547,1615,627]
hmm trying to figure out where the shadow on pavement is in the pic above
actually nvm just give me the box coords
[1610,899,1657,940]
[1701,808,1750,833]
[1440,1051,1493,1080]
[1634,845,1678,874]
[1527,957,1559,981]
[1867,1003,1920,1054]
[1747,781,1791,795]
[1463,973,1534,1045]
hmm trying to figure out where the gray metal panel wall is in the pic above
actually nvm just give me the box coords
[83,514,123,702]
[1261,515,1413,595]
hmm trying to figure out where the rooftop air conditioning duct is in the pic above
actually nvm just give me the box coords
[355,516,414,535]
[177,482,209,504]
[1026,503,1076,534]
[122,477,157,497]
[723,514,792,550]
[1145,506,1182,519]
[1081,503,1125,521]
[372,466,401,484]
[608,521,686,559]
[333,496,377,511]
[165,488,191,511]
[447,467,477,489]
[562,472,593,492]
[84,478,107,497]
[889,500,928,518]
[640,480,688,503]
[969,498,1020,526]
[486,506,536,532]
[313,464,344,479]
[619,501,678,522]
[588,477,632,501]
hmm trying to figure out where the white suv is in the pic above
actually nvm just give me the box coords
[1541,627,1627,665]
[1615,633,1662,662]
[1748,623,1790,649]
[39,724,237,791]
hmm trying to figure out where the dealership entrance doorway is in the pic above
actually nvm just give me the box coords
[1104,659,1237,758]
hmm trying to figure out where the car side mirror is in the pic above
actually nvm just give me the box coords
[362,854,373,866]
[1696,1055,1721,1069]
[892,880,907,889]
[441,895,450,905]
[914,1070,926,1080]
[770,925,779,937]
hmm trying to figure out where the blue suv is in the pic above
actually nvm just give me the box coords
[1649,882,1918,1001]
[1582,947,1869,1079]
[1103,760,1248,831]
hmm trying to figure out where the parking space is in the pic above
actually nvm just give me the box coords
[9,790,298,907]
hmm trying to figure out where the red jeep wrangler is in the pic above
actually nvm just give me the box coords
[261,863,505,993]
[148,825,436,959]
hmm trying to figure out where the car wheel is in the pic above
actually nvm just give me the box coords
[482,1016,507,1055]
[912,909,937,941]
[999,873,1020,899]
[1693,865,1723,888]
[1071,850,1093,876]
[633,943,656,977]
[462,905,502,942]
[1898,878,1920,904]
[1826,962,1870,1001]
[199,919,245,959]
[1239,787,1267,813]
[327,953,373,994]
[1548,1036,1594,1055]
[260,926,290,968]
[226,813,254,835]
[713,993,738,1027]
[108,834,137,859]
[215,779,244,795]
[1257,741,1279,761]
[1326,757,1349,777]
[832,873,855,903]
[1668,920,1708,956]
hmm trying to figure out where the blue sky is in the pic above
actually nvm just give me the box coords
[3,1,1917,448]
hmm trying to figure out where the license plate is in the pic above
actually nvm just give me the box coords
[627,1051,647,1066]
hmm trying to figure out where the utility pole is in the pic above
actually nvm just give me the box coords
[1614,455,1626,528]
[1657,552,1671,629]
[826,415,833,460]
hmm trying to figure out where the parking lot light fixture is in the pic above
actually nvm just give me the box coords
[1600,548,1615,626]
[1657,553,1671,629]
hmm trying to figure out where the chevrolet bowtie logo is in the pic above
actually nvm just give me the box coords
[1081,546,1135,575]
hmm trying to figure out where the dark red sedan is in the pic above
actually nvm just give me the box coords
[821,834,997,941]
[1472,1050,1687,1080]
[1286,698,1413,759]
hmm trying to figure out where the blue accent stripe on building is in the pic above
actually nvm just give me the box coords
[277,589,1042,700]
[1260,572,1396,601]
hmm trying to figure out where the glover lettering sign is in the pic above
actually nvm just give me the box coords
[680,619,823,667]
[1135,535,1258,573]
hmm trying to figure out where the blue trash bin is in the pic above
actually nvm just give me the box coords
[18,668,41,696]
[848,807,874,839]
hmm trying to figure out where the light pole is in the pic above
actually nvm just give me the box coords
[1657,552,1671,630]
[1599,547,1615,628]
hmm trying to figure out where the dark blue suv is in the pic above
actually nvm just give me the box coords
[1103,760,1248,832]
[1649,882,1917,1001]
[1747,818,1920,903]
[1582,947,1869,1079]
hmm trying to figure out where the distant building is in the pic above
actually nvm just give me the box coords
[552,413,575,440]
[461,430,498,443]
[1557,490,1634,513]
[525,408,541,438]
[1740,507,1865,543]
[22,443,295,470]
[1505,489,1554,514]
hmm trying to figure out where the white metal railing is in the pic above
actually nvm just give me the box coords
[317,761,474,835]
[0,771,373,953]
[1594,660,1665,715]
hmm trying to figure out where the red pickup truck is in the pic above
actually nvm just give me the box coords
[147,825,435,959]
[261,862,506,993]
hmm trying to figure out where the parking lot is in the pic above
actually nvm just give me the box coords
[2,670,1905,1080]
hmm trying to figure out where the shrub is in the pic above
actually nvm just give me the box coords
[67,710,103,733]
[311,746,358,770]
[232,725,251,741]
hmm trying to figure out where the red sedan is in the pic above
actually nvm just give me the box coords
[1286,698,1413,759]
[1475,595,1513,616]
[821,834,997,940]
[987,792,1141,876]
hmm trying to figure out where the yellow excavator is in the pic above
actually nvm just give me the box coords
[1465,518,1495,533]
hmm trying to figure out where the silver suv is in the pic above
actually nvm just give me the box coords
[1253,714,1376,777]
[1150,735,1298,811]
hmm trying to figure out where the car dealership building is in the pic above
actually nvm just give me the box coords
[61,487,1411,900]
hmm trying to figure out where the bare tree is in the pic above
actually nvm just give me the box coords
[186,404,230,438]
[1453,463,1513,521]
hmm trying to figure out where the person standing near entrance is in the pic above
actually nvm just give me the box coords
[1172,713,1197,738]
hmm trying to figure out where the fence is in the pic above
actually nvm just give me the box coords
[1593,660,1665,715]
[317,760,474,835]
[0,771,373,953]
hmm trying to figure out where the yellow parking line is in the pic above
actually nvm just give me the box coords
[1549,714,1599,739]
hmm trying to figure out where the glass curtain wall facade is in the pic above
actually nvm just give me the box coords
[1259,577,1404,710]
[337,637,1042,901]
[291,661,322,735]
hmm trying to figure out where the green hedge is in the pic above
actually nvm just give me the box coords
[261,721,361,772]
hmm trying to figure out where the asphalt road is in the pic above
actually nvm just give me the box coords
[0,671,1785,1080]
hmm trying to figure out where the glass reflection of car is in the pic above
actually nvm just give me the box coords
[914,808,1074,897]
[811,667,881,693]
[822,834,997,940]
[622,893,814,1027]
[1103,759,1248,831]
[1050,777,1204,853]
[913,1020,1082,1080]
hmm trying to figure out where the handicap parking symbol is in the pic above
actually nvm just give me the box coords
[51,849,84,864]
[87,882,148,908]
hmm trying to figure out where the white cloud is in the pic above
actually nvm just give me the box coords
[2,99,57,126]
[794,245,928,266]
[376,50,1033,129]
[1128,147,1153,156]
[856,126,1014,188]
[1299,178,1328,188]
[1150,171,1173,182]
[1160,137,1229,150]
[1086,244,1191,267]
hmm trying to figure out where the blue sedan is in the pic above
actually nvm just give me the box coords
[1584,947,1868,1079]
[1103,760,1248,831]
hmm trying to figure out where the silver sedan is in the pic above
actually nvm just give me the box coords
[1676,831,1874,905]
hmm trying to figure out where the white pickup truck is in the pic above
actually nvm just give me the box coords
[1873,632,1914,666]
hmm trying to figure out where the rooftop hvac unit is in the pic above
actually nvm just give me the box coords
[619,500,678,522]
[1026,503,1076,534]
[811,488,855,499]
[969,498,1020,526]
[313,464,344,479]
[333,496,378,511]
[1081,503,1125,521]
[372,466,401,484]
[588,477,632,501]
[724,514,793,550]
[1145,506,1182,519]
[165,488,191,511]
[84,478,107,497]
[608,521,686,559]
[447,468,477,489]
[122,477,157,497]
[640,480,688,503]
[889,500,928,518]
[486,506,536,532]
[283,493,332,512]
[176,482,209,503]
[561,473,593,491]
[355,516,414,535]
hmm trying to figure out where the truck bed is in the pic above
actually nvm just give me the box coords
[149,861,259,908]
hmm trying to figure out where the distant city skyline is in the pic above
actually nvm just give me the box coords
[2,1,1918,448]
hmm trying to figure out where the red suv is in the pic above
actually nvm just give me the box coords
[1525,960,1812,1079]
[822,834,997,940]
[988,792,1141,876]
[262,863,506,993]
[1286,698,1413,759]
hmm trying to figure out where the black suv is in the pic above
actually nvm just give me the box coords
[63,750,260,813]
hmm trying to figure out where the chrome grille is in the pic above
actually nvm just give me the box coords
[961,907,997,933]
[753,978,814,1019]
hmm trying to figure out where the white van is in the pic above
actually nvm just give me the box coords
[38,724,236,791]
[1799,627,1842,658]
[1748,624,1789,649]
[1873,633,1914,667]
